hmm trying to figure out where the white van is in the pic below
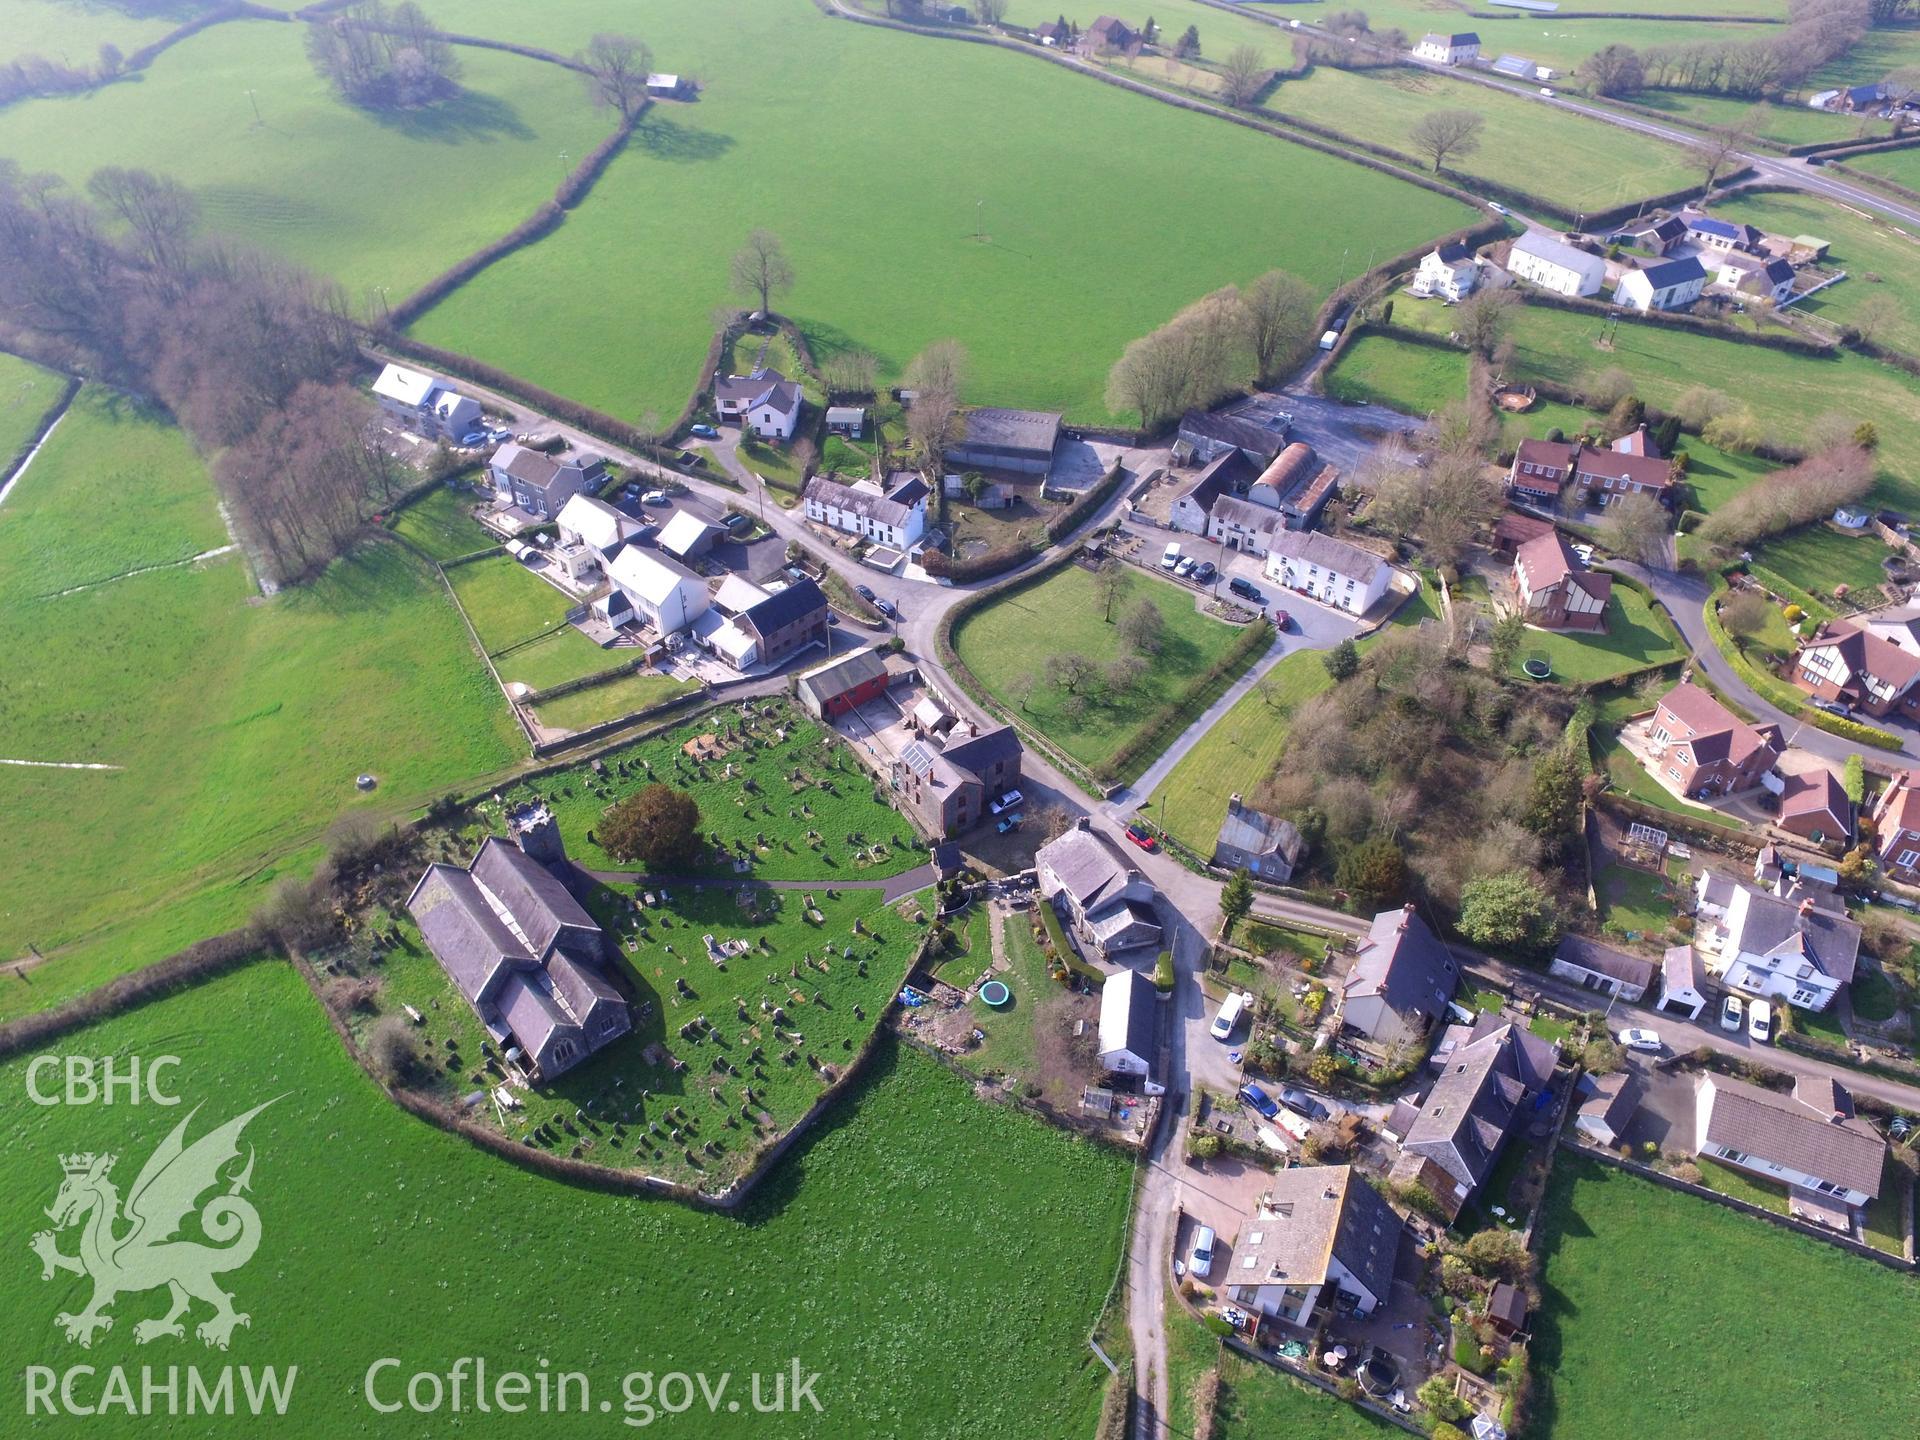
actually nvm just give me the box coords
[1318,329,1340,351]
[1161,542,1182,571]
[1211,991,1250,1041]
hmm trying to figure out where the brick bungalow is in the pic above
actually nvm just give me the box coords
[1645,682,1782,797]
[1776,767,1852,849]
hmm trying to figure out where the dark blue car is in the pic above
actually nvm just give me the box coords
[1238,1082,1280,1119]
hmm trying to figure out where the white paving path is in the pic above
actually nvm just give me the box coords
[0,758,123,771]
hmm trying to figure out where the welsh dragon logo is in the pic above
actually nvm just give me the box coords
[30,1100,276,1350]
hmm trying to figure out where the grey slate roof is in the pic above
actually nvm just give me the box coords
[1236,1166,1402,1307]
[804,474,922,528]
[1038,826,1131,910]
[1265,528,1387,585]
[1637,255,1708,290]
[1727,888,1861,984]
[740,577,827,638]
[1701,1072,1884,1196]
[1345,906,1458,1020]
[471,837,597,961]
[1217,799,1304,864]
[1554,935,1654,990]
[1210,495,1287,535]
[1401,1019,1552,1194]
[938,724,1022,783]
[1578,1069,1643,1133]
[956,407,1062,457]
[406,864,531,1005]
[1179,408,1288,463]
[797,646,888,707]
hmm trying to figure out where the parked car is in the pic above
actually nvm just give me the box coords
[641,489,670,505]
[1161,543,1181,571]
[1271,610,1292,631]
[1188,1225,1216,1279]
[1720,994,1745,1032]
[1278,1086,1330,1122]
[1748,999,1773,1043]
[689,423,719,438]
[990,789,1024,814]
[1539,86,1555,97]
[855,583,877,602]
[1229,576,1263,603]
[1124,822,1157,852]
[1617,1027,1663,1053]
[1193,561,1217,584]
[1813,698,1852,716]
[1174,556,1197,578]
[995,813,1022,835]
[1211,991,1249,1041]
[459,432,487,447]
[875,598,898,620]
[1239,1083,1280,1120]
[487,427,513,443]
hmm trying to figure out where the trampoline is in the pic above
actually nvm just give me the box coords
[1522,655,1552,680]
[979,980,1012,1008]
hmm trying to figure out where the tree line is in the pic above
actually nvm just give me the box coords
[306,0,463,110]
[1582,0,1871,99]
[0,162,405,586]
[1104,269,1315,428]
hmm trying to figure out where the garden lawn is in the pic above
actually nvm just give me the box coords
[1165,1302,1223,1440]
[495,700,924,881]
[0,350,65,474]
[359,879,921,1190]
[0,388,521,1018]
[1862,1159,1911,1256]
[1533,1152,1920,1440]
[1512,584,1684,684]
[1591,691,1745,832]
[933,902,996,990]
[386,481,497,562]
[1693,1155,1789,1212]
[1239,920,1336,966]
[1672,436,1775,516]
[960,908,1059,1083]
[1751,524,1895,609]
[1215,1351,1401,1439]
[445,552,619,691]
[1597,859,1681,942]
[0,961,1134,1439]
[408,0,1475,423]
[953,562,1250,776]
[1427,299,1920,512]
[1324,331,1466,416]
[1147,578,1439,854]
[529,668,696,732]
[0,18,612,298]
[1714,190,1920,357]
[1264,64,1697,213]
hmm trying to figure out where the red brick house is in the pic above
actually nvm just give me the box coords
[1777,767,1851,849]
[1507,437,1673,509]
[1793,618,1920,720]
[1645,682,1782,797]
[1871,769,1920,882]
[1512,530,1611,631]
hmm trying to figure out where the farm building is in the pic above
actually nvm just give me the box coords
[1549,936,1653,1002]
[1176,406,1290,467]
[948,407,1062,475]
[795,647,892,720]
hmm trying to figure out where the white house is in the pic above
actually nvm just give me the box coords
[1097,969,1158,1079]
[371,363,482,442]
[1224,1167,1402,1327]
[1716,253,1797,306]
[605,547,709,638]
[1612,256,1708,313]
[1263,530,1392,616]
[1413,31,1479,64]
[1691,871,1860,1011]
[1696,1072,1886,1226]
[1412,242,1480,301]
[1506,232,1606,298]
[802,473,928,550]
[555,494,641,558]
[748,380,802,441]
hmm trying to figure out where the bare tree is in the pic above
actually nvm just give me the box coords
[306,1,461,110]
[1408,109,1485,172]
[1104,287,1250,428]
[973,0,1009,22]
[86,166,198,276]
[1119,598,1165,654]
[1852,292,1900,345]
[1720,588,1774,642]
[1106,655,1149,694]
[1454,286,1518,359]
[904,340,967,485]
[1583,43,1645,97]
[579,33,653,119]
[1690,117,1753,195]
[1220,44,1268,106]
[1697,444,1874,547]
[1097,560,1128,621]
[1597,492,1670,567]
[1242,268,1314,383]
[1045,651,1096,693]
[729,228,795,316]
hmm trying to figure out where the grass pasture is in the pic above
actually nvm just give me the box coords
[0,350,66,474]
[1751,523,1896,608]
[529,667,695,732]
[408,0,1475,423]
[0,961,1134,1438]
[444,551,620,692]
[1846,145,1920,195]
[0,387,521,1018]
[1621,90,1891,148]
[0,17,611,302]
[1532,1152,1920,1440]
[1513,583,1685,684]
[1325,328,1467,414]
[0,0,183,67]
[952,562,1251,776]
[386,480,496,562]
[1265,64,1697,213]
[1146,578,1439,854]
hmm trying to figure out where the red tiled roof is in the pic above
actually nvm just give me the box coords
[1573,447,1672,491]
[1515,530,1612,605]
[1655,682,1780,769]
[1780,768,1849,828]
[1809,619,1920,697]
[1875,769,1920,839]
[1493,510,1554,548]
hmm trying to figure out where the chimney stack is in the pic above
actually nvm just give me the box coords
[1400,902,1416,931]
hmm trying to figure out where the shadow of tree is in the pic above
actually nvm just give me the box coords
[632,114,736,164]
[364,87,535,145]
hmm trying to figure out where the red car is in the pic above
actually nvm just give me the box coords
[1271,609,1292,631]
[1124,822,1158,852]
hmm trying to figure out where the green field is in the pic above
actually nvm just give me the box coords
[0,350,65,474]
[496,701,925,881]
[952,562,1251,775]
[0,387,521,1018]
[1671,435,1776,515]
[386,481,497,562]
[1215,1351,1400,1439]
[1750,523,1895,607]
[1146,579,1439,854]
[409,0,1475,423]
[1619,90,1891,147]
[1324,329,1468,415]
[1532,1152,1920,1440]
[445,552,621,692]
[1399,298,1920,511]
[1714,190,1920,357]
[529,668,695,732]
[0,0,184,67]
[1265,65,1697,212]
[1514,583,1685,684]
[0,961,1134,1438]
[1845,145,1920,195]
[0,17,611,302]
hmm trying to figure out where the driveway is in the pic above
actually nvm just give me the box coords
[1254,388,1432,477]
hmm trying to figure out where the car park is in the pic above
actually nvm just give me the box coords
[1161,543,1181,571]
[1720,994,1745,1032]
[1174,556,1196,578]
[1278,1086,1329,1122]
[1188,1225,1216,1279]
[990,789,1023,814]
[1617,1027,1662,1052]
[1238,1083,1280,1119]
[1748,999,1773,1043]
[689,423,719,438]
[1124,823,1157,851]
